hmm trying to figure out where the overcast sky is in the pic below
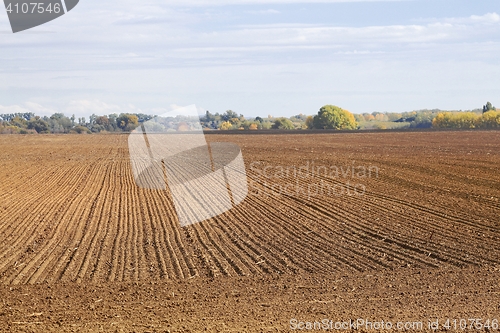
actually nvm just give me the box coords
[1,0,499,118]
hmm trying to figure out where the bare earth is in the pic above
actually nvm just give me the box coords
[0,131,499,332]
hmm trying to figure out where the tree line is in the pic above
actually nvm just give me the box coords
[1,102,498,134]
[0,112,152,134]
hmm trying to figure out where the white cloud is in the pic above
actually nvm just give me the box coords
[23,102,58,116]
[0,103,57,116]
[63,100,120,116]
[442,12,500,25]
[470,12,500,24]
[63,100,146,118]
[166,22,465,57]
[0,100,157,119]
[0,104,32,114]
[167,104,206,115]
[247,9,280,14]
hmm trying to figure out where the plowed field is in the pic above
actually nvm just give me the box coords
[0,131,499,332]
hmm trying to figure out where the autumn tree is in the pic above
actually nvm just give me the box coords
[312,105,358,130]
[476,111,500,128]
[305,116,314,129]
[364,114,375,122]
[96,116,110,126]
[432,112,479,129]
[219,121,233,130]
[116,114,139,131]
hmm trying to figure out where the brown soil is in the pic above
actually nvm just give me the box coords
[0,131,499,332]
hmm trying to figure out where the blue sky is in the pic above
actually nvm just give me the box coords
[1,0,499,118]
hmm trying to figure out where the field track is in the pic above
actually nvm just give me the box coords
[0,131,499,285]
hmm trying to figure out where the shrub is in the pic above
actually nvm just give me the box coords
[73,125,91,134]
[0,125,20,134]
[272,118,294,130]
[27,118,50,133]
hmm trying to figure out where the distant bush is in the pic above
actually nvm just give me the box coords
[272,118,295,130]
[261,121,272,130]
[358,121,410,130]
[27,118,50,133]
[373,123,388,130]
[73,125,92,134]
[0,125,21,134]
[19,129,37,134]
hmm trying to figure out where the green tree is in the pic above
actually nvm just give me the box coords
[221,110,239,121]
[272,117,295,130]
[89,113,98,126]
[27,117,49,133]
[49,113,72,133]
[312,105,358,130]
[10,116,27,128]
[107,114,118,131]
[483,102,496,114]
[202,111,216,122]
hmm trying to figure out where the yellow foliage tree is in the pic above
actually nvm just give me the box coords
[432,112,479,129]
[229,117,240,125]
[305,116,314,129]
[219,121,233,130]
[476,111,500,128]
[364,114,375,122]
[312,105,358,130]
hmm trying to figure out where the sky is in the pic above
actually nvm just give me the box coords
[0,0,499,118]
